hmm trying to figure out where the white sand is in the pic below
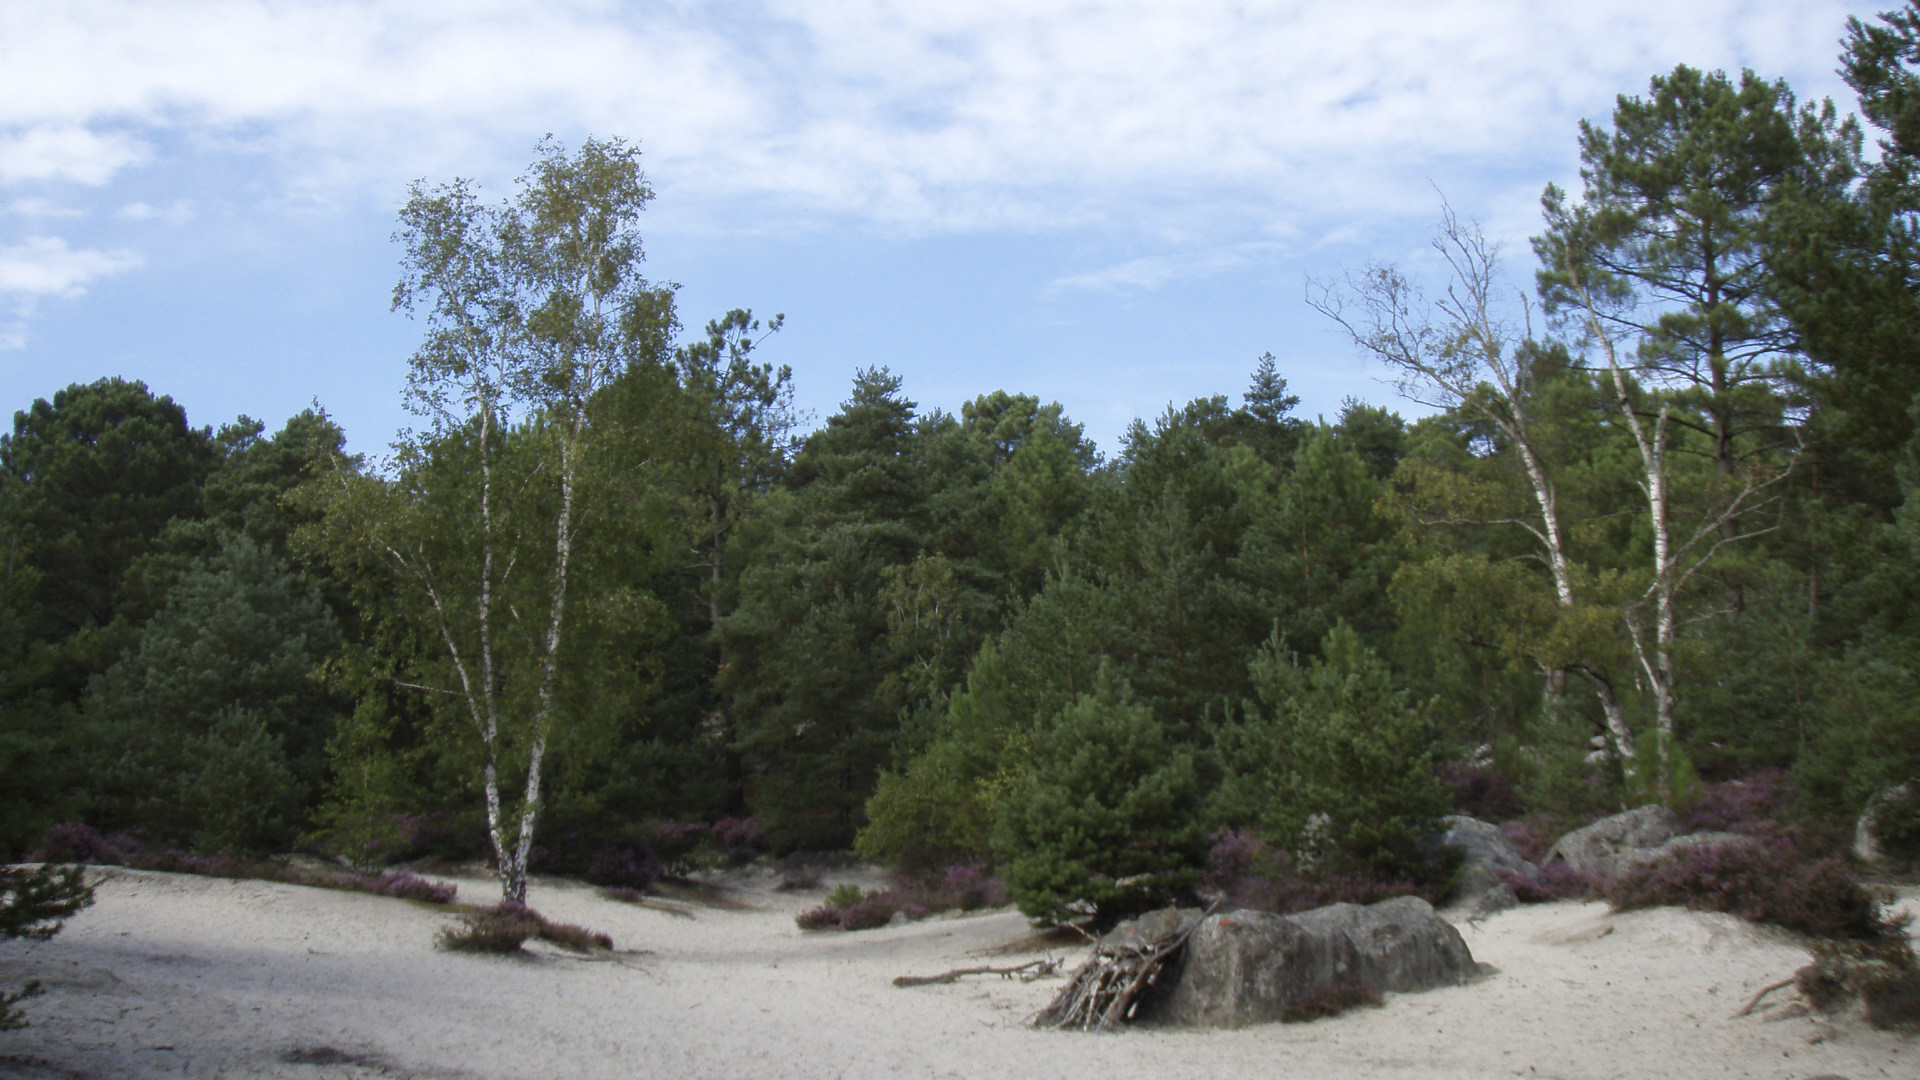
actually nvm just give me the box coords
[0,865,1913,1080]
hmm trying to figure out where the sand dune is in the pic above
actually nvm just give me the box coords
[0,865,1912,1080]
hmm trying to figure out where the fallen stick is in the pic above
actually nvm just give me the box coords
[1733,977,1797,1018]
[894,960,1056,987]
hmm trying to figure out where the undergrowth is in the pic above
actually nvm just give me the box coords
[33,823,456,904]
[795,864,1009,932]
[437,901,613,954]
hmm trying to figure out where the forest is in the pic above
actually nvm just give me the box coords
[6,7,1920,928]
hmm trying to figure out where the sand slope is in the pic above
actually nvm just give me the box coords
[0,866,1913,1080]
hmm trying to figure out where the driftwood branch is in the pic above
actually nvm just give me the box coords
[1733,977,1797,1018]
[892,959,1060,987]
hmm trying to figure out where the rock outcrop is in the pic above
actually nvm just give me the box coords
[1439,815,1538,910]
[1142,897,1476,1029]
[1543,805,1679,877]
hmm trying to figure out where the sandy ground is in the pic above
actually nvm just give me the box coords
[0,865,1914,1080]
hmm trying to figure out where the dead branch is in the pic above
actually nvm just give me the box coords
[892,959,1060,987]
[1033,901,1218,1033]
[1734,977,1797,1018]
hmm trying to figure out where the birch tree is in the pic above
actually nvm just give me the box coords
[1541,233,1792,799]
[1309,207,1644,774]
[311,137,672,903]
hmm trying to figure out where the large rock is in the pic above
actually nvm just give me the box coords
[1144,897,1476,1029]
[1544,806,1679,877]
[1439,815,1538,909]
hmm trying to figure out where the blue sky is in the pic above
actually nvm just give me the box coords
[0,0,1876,459]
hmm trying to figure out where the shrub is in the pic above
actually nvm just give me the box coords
[1605,833,1888,939]
[438,902,612,954]
[1499,816,1576,865]
[1868,783,1920,862]
[1684,768,1794,835]
[929,863,1007,911]
[31,822,458,906]
[585,844,663,892]
[366,871,457,904]
[1201,827,1450,914]
[796,888,905,931]
[709,817,763,854]
[1281,981,1383,1022]
[795,866,1009,932]
[1220,625,1454,889]
[992,665,1205,926]
[1,864,94,1031]
[1443,755,1527,823]
[32,823,145,867]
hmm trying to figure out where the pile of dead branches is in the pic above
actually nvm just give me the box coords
[1031,904,1212,1032]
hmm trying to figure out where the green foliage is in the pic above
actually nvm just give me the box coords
[0,863,93,1031]
[991,665,1204,925]
[0,378,217,713]
[79,535,343,850]
[857,742,991,871]
[1219,625,1451,884]
[1622,729,1704,815]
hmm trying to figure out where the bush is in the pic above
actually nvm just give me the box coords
[1868,783,1920,862]
[1201,827,1451,914]
[366,871,457,904]
[795,866,1009,932]
[796,888,908,931]
[585,844,663,892]
[438,902,612,954]
[1443,752,1527,823]
[1219,625,1454,889]
[1684,768,1794,835]
[1499,815,1580,865]
[992,665,1205,926]
[1605,833,1888,939]
[1,864,94,1030]
[31,822,458,905]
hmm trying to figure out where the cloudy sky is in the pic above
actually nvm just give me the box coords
[0,0,1877,457]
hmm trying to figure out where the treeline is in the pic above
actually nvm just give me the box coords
[6,8,1920,919]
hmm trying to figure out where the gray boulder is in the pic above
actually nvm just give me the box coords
[1439,815,1538,908]
[1100,906,1204,952]
[1544,805,1679,877]
[1145,896,1476,1029]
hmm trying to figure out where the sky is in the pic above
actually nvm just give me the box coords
[0,0,1882,459]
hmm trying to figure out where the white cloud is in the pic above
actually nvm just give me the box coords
[4,197,84,218]
[117,200,195,223]
[0,236,142,349]
[0,0,1867,241]
[0,126,150,186]
[1048,243,1280,294]
[0,237,142,298]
